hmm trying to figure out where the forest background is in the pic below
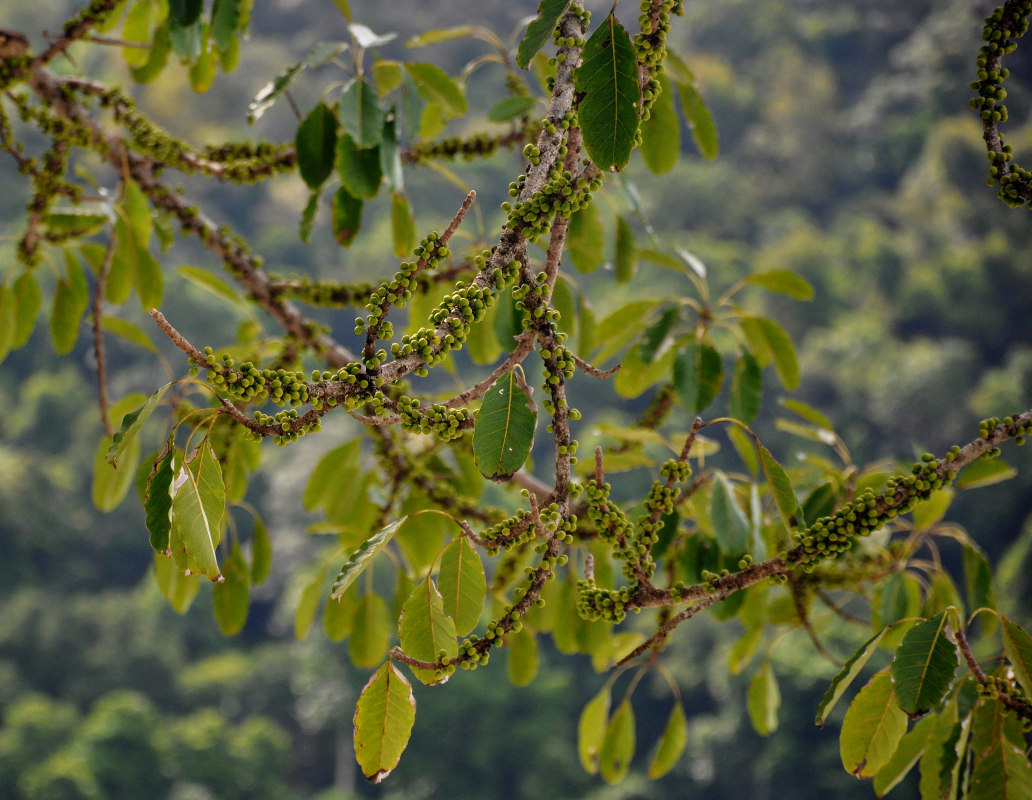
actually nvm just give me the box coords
[0,0,1031,798]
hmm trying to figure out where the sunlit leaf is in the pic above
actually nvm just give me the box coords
[11,271,41,350]
[107,382,171,467]
[404,62,466,118]
[93,434,140,513]
[639,74,680,175]
[872,713,936,797]
[745,269,814,300]
[353,661,417,783]
[747,661,780,736]
[437,537,486,636]
[349,592,393,668]
[473,371,537,481]
[912,488,953,531]
[648,703,687,779]
[566,202,605,272]
[122,1,153,68]
[600,698,635,784]
[154,551,201,613]
[614,214,638,284]
[169,441,226,581]
[331,517,408,599]
[578,685,610,774]
[840,671,907,777]
[507,629,539,687]
[956,457,1018,489]
[399,577,457,685]
[211,0,241,51]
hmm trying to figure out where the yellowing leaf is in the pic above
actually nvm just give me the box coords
[840,671,907,778]
[353,662,417,783]
[648,703,687,779]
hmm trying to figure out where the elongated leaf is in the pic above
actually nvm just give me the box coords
[169,0,203,27]
[354,661,417,783]
[93,434,140,512]
[566,202,605,272]
[872,713,937,797]
[919,704,963,800]
[758,444,800,530]
[600,698,635,784]
[324,582,358,641]
[890,611,959,715]
[676,80,718,160]
[816,627,891,726]
[840,671,908,778]
[349,592,393,668]
[107,382,171,466]
[248,61,306,123]
[399,577,457,685]
[517,0,571,68]
[968,741,1032,800]
[1001,617,1032,697]
[673,341,723,413]
[178,265,245,307]
[779,398,834,431]
[295,565,327,641]
[332,186,363,246]
[745,269,814,300]
[963,544,997,625]
[170,441,226,581]
[404,62,466,118]
[121,1,153,68]
[729,350,762,424]
[912,488,953,531]
[51,251,89,355]
[956,457,1018,489]
[390,192,416,258]
[740,316,799,390]
[101,315,158,354]
[711,472,750,553]
[639,74,680,174]
[380,112,403,191]
[574,12,638,171]
[339,77,385,148]
[0,284,15,363]
[251,517,271,585]
[146,443,177,552]
[592,300,657,363]
[212,541,250,635]
[437,537,486,636]
[211,0,241,51]
[747,661,780,736]
[296,102,338,189]
[507,629,539,687]
[488,95,538,122]
[336,133,382,198]
[578,685,611,774]
[154,551,201,613]
[331,517,407,599]
[648,702,687,779]
[299,188,320,243]
[12,271,41,349]
[473,371,537,481]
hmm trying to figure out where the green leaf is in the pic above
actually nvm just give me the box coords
[0,284,15,364]
[332,187,363,246]
[507,629,539,687]
[399,577,457,685]
[639,74,680,174]
[101,315,158,354]
[404,62,467,118]
[574,12,638,172]
[473,370,537,481]
[1000,617,1032,697]
[390,192,417,259]
[336,133,382,198]
[710,472,750,553]
[178,265,245,308]
[248,61,306,123]
[169,441,226,581]
[890,611,959,715]
[516,0,571,68]
[600,698,636,784]
[614,214,637,283]
[673,341,723,413]
[591,300,656,363]
[816,627,891,726]
[168,18,202,61]
[189,51,217,93]
[779,398,833,431]
[107,382,171,466]
[169,0,203,28]
[50,251,89,355]
[122,1,153,68]
[299,188,320,243]
[331,517,407,599]
[729,350,762,424]
[919,704,964,800]
[380,112,403,191]
[323,582,358,642]
[648,703,688,779]
[840,671,908,778]
[872,714,937,797]
[740,316,799,390]
[566,202,605,272]
[747,661,781,736]
[146,443,176,553]
[212,541,250,635]
[154,551,201,614]
[332,0,351,20]
[675,80,718,160]
[488,95,538,122]
[296,102,338,189]
[339,78,385,148]
[745,269,814,300]
[956,457,1018,489]
[93,434,141,513]
[968,740,1032,800]
[11,271,41,350]
[295,566,327,641]
[353,662,417,783]
[578,685,611,774]
[373,60,403,95]
[130,22,171,83]
[613,345,674,399]
[758,444,800,531]
[211,0,241,51]
[349,592,393,668]
[963,544,997,623]
[912,488,953,531]
[437,537,486,636]
[250,517,271,585]
[306,40,349,69]
[406,25,477,47]
[728,625,765,675]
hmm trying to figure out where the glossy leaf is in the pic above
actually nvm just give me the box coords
[473,371,537,481]
[1001,617,1032,697]
[404,62,466,118]
[507,629,539,687]
[600,698,635,784]
[107,382,171,466]
[296,102,338,189]
[399,577,457,685]
[639,74,680,174]
[758,443,800,531]
[648,703,688,779]
[349,592,393,668]
[747,661,780,736]
[710,472,750,553]
[516,0,571,68]
[729,350,762,424]
[673,341,723,413]
[248,61,306,123]
[745,269,815,300]
[212,541,250,635]
[840,671,907,778]
[488,95,538,122]
[872,713,937,797]
[353,662,417,783]
[437,537,486,636]
[336,133,382,198]
[574,12,638,172]
[816,627,890,726]
[890,611,959,716]
[169,441,226,581]
[566,202,605,272]
[332,187,363,246]
[331,517,407,599]
[339,78,384,148]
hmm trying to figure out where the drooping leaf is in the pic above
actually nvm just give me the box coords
[130,22,171,83]
[154,551,201,613]
[107,382,172,466]
[473,370,537,481]
[890,611,959,716]
[11,271,41,349]
[578,685,611,774]
[1000,617,1032,697]
[574,12,639,171]
[516,0,571,68]
[729,349,762,424]
[404,62,467,118]
[295,566,327,641]
[210,0,241,51]
[963,544,997,626]
[956,457,1018,489]
[169,0,203,27]
[614,214,638,283]
[840,671,908,778]
[332,187,363,246]
[339,78,385,148]
[336,133,382,198]
[968,741,1032,800]
[146,442,177,552]
[566,201,605,272]
[50,250,89,355]
[919,703,963,800]
[178,265,246,307]
[711,472,750,553]
[93,434,140,513]
[250,517,271,585]
[296,102,339,189]
[302,191,320,242]
[758,444,800,531]
[169,441,226,581]
[599,698,636,784]
[331,517,408,599]
[872,713,937,797]
[380,111,403,191]
[399,577,457,685]
[488,95,538,122]
[437,537,486,636]
[248,61,306,123]
[673,341,723,413]
[507,629,539,687]
[728,625,765,675]
[390,192,416,258]
[212,540,250,635]
[406,25,477,47]
[740,316,800,390]
[0,284,15,364]
[168,17,202,61]
[354,662,417,783]
[648,703,688,779]
[188,50,217,93]
[101,315,158,354]
[324,582,358,641]
[121,1,153,68]
[675,79,718,160]
[745,269,815,301]
[639,74,680,174]
[614,345,675,399]
[349,592,393,668]
[912,488,954,531]
[747,661,780,736]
